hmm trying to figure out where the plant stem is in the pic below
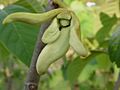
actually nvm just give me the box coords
[24,0,59,90]
[114,71,120,90]
[4,67,13,90]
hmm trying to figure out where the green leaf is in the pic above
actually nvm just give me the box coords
[66,57,88,85]
[0,40,10,61]
[96,53,112,69]
[78,59,98,83]
[66,51,104,84]
[14,0,43,13]
[0,5,39,66]
[0,0,18,5]
[71,1,96,38]
[108,24,120,67]
[64,0,73,5]
[78,53,112,83]
[106,82,114,90]
[96,13,117,45]
[49,71,70,90]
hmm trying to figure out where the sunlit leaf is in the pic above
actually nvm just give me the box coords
[71,1,96,38]
[64,0,73,5]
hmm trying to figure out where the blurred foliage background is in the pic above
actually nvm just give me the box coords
[0,0,120,90]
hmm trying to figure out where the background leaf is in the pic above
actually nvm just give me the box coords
[71,1,96,38]
[108,24,120,67]
[95,13,117,45]
[14,0,43,13]
[96,53,112,69]
[66,51,104,84]
[98,0,120,18]
[0,40,10,61]
[0,5,39,66]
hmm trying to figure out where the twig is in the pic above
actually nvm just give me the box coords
[24,1,58,90]
[114,71,120,90]
[4,67,13,90]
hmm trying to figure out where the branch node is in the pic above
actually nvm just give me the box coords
[25,82,38,90]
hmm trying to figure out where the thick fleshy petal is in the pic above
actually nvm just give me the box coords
[69,13,88,57]
[36,27,70,75]
[3,8,66,25]
[42,18,60,44]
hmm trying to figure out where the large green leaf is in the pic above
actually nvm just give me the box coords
[66,51,105,84]
[108,24,120,67]
[78,53,111,83]
[96,53,112,69]
[78,59,98,83]
[0,5,39,66]
[14,0,43,13]
[95,13,117,45]
[0,40,10,61]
